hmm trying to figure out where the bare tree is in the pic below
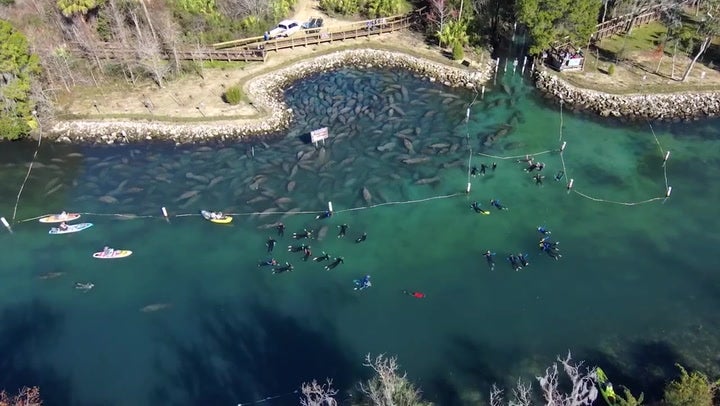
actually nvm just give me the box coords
[681,1,720,81]
[490,380,533,406]
[428,0,450,48]
[358,354,430,406]
[299,379,338,406]
[0,386,42,405]
[216,0,269,20]
[536,352,598,406]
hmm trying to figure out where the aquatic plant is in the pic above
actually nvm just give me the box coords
[0,386,42,405]
[663,364,719,406]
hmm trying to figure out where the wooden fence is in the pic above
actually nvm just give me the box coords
[80,9,421,63]
[592,1,695,41]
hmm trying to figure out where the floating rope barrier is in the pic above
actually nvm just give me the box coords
[236,389,299,406]
[476,149,555,160]
[336,193,465,213]
[12,132,42,223]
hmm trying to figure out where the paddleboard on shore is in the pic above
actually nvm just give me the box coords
[49,223,93,235]
[92,249,132,259]
[39,213,81,223]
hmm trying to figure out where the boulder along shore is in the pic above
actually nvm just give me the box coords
[48,48,492,145]
[534,69,720,121]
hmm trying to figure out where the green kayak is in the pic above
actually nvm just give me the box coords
[596,367,618,406]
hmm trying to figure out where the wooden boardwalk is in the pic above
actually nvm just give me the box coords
[83,10,421,63]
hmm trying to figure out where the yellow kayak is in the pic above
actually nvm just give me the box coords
[39,213,81,223]
[201,210,233,224]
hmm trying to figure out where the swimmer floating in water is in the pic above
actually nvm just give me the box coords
[507,254,522,271]
[537,226,551,236]
[492,162,497,171]
[302,247,312,261]
[313,252,330,262]
[353,275,372,291]
[315,210,332,220]
[470,166,479,177]
[337,224,348,238]
[534,173,544,185]
[555,171,565,181]
[403,290,425,298]
[518,253,529,268]
[480,163,488,175]
[292,229,313,240]
[325,257,344,271]
[258,258,279,267]
[276,223,285,237]
[355,233,367,243]
[484,250,496,271]
[288,244,309,253]
[471,201,490,215]
[272,262,294,274]
[490,199,509,211]
[266,237,277,253]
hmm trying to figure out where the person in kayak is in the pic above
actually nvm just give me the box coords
[276,223,285,237]
[354,275,371,290]
[313,252,330,262]
[337,224,348,238]
[59,222,69,231]
[302,246,312,261]
[258,258,278,267]
[355,233,367,243]
[273,262,294,274]
[555,170,565,181]
[266,237,277,253]
[325,257,344,271]
[292,228,313,240]
[315,210,332,220]
[490,199,508,210]
[288,244,309,253]
[518,253,529,267]
[484,251,496,270]
[403,290,425,298]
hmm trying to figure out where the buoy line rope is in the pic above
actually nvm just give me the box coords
[236,389,299,405]
[12,132,42,223]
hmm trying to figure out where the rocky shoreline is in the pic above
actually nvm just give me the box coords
[534,69,720,121]
[48,48,492,144]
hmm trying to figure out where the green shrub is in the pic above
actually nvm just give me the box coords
[663,364,719,406]
[607,63,615,75]
[319,0,360,15]
[452,42,464,61]
[223,85,243,105]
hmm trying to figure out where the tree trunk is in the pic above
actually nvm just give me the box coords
[602,1,608,23]
[681,36,710,82]
[139,0,158,41]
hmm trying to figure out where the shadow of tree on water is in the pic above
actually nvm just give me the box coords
[425,336,522,406]
[584,339,684,403]
[0,300,84,405]
[150,302,359,406]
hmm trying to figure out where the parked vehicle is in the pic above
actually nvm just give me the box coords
[302,17,324,33]
[267,19,301,39]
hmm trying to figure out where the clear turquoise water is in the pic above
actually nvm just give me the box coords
[1,67,719,406]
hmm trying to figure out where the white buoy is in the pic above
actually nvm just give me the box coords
[466,182,472,194]
[663,151,671,162]
[1,217,12,234]
[251,146,255,158]
[481,86,486,99]
[530,62,535,73]
[560,141,567,152]
[666,186,672,197]
[161,206,169,223]
[466,107,470,122]
[328,201,333,213]
[504,59,508,72]
[567,179,574,190]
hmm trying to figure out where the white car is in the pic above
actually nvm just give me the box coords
[267,20,301,39]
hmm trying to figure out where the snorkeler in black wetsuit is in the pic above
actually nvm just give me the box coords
[508,254,522,271]
[337,224,348,238]
[288,244,309,253]
[518,253,529,268]
[315,210,332,220]
[471,201,490,215]
[355,233,367,243]
[313,252,330,262]
[273,262,294,274]
[276,223,285,237]
[484,251,495,271]
[258,258,278,267]
[325,257,344,271]
[292,229,313,240]
[266,237,276,253]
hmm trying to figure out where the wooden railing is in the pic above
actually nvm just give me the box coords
[78,9,421,63]
[592,1,693,41]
